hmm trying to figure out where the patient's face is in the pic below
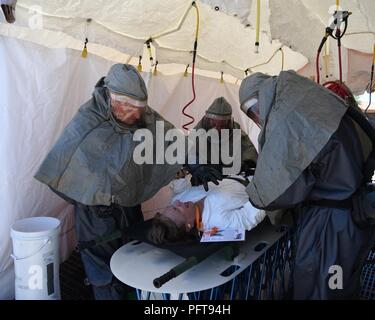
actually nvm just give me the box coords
[162,200,196,231]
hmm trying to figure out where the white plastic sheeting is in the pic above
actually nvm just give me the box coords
[2,0,309,79]
[0,1,373,80]
[0,35,259,299]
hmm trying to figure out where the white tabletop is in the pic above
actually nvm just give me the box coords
[110,222,286,295]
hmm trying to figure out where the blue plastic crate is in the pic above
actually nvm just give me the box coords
[360,248,375,300]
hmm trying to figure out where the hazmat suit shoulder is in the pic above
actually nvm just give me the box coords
[35,79,181,207]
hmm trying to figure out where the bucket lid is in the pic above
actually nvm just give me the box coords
[11,216,61,240]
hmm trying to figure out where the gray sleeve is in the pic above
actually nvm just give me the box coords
[261,166,316,210]
[260,116,364,211]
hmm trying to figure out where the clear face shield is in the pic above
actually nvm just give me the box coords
[109,92,147,107]
[202,113,234,131]
[108,91,146,125]
[240,97,260,127]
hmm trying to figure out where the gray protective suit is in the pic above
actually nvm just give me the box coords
[239,70,374,299]
[194,97,258,172]
[35,64,182,299]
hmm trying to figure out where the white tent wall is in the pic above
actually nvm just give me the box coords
[0,35,259,299]
[347,49,375,96]
[297,47,375,98]
[0,35,115,299]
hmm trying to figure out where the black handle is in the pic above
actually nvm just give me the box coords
[153,270,176,288]
[153,256,198,288]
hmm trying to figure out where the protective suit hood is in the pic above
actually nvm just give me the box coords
[243,71,348,207]
[104,63,148,102]
[239,72,277,134]
[206,97,232,117]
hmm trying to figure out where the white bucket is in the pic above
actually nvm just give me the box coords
[10,216,61,300]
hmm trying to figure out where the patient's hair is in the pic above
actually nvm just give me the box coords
[147,213,195,245]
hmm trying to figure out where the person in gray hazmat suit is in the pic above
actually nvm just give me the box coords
[34,64,185,299]
[238,70,374,299]
[192,96,258,179]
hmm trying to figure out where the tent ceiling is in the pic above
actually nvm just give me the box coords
[0,0,374,82]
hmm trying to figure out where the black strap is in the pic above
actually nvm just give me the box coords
[223,176,250,187]
[303,198,353,209]
[77,230,123,251]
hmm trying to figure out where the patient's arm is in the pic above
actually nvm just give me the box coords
[170,176,191,195]
[195,198,205,224]
[218,203,265,231]
[201,182,265,231]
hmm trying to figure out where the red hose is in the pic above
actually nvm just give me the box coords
[316,50,321,84]
[335,27,343,83]
[182,62,196,131]
[317,36,343,84]
[338,39,343,83]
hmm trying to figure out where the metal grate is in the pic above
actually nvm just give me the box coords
[60,251,94,300]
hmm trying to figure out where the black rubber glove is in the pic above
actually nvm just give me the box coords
[185,164,223,191]
[240,160,256,177]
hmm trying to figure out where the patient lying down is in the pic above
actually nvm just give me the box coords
[147,176,266,244]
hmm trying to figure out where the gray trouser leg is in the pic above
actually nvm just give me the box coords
[75,203,143,300]
[293,208,373,300]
